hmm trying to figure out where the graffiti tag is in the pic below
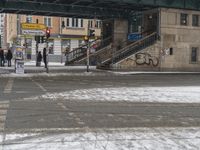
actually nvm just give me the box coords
[135,53,159,66]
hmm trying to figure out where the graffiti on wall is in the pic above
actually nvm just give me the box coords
[135,53,159,66]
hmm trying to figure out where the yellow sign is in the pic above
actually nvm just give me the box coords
[21,23,46,30]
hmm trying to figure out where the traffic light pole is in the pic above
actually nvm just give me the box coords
[86,42,90,72]
[45,40,49,73]
[35,40,39,66]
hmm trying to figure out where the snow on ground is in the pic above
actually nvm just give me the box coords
[31,86,200,103]
[24,61,64,66]
[112,71,200,75]
[0,71,98,78]
[1,127,200,150]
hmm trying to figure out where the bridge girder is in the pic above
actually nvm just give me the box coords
[0,0,200,18]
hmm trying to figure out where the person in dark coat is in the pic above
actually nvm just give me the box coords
[36,51,42,66]
[6,49,13,67]
[43,48,47,68]
[0,48,5,67]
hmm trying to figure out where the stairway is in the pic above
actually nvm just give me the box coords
[98,32,158,69]
[65,37,112,65]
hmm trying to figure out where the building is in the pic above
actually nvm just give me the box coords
[0,13,5,48]
[5,14,101,62]
[112,8,200,71]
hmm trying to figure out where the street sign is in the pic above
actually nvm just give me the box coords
[22,30,45,36]
[21,23,46,30]
[128,32,143,41]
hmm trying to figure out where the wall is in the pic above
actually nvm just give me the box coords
[113,42,161,71]
[160,8,200,71]
[6,14,17,47]
[113,19,128,49]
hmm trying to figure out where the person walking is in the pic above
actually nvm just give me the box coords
[36,51,42,66]
[0,48,5,67]
[43,48,47,68]
[6,49,13,67]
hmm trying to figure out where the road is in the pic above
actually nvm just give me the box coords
[0,73,200,133]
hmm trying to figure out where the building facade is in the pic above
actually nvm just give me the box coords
[0,13,5,48]
[5,14,101,62]
[113,8,200,71]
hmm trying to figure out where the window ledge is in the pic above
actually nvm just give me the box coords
[65,27,85,30]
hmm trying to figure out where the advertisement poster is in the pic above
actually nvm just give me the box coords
[15,46,24,60]
[15,60,24,74]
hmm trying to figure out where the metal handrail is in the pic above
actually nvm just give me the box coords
[66,36,112,64]
[102,32,157,65]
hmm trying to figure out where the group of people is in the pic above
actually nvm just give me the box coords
[36,48,47,68]
[0,47,13,67]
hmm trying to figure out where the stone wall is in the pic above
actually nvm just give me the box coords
[160,8,200,71]
[113,8,200,71]
[113,42,161,71]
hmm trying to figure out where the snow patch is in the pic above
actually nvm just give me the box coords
[33,86,200,103]
[2,127,200,150]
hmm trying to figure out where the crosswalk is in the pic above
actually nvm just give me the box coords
[3,79,14,94]
[0,101,9,132]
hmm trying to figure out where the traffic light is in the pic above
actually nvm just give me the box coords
[46,28,50,39]
[89,29,95,37]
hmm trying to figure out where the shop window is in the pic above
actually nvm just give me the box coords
[192,15,199,27]
[180,13,188,26]
[48,39,54,54]
[191,47,198,63]
[61,39,70,54]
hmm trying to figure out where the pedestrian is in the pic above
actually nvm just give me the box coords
[0,48,5,67]
[43,48,47,68]
[36,51,42,66]
[6,49,13,67]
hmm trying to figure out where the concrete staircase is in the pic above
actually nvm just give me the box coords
[97,32,158,69]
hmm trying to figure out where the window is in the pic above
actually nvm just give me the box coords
[66,18,83,28]
[191,47,198,63]
[66,18,70,27]
[61,39,70,53]
[180,13,188,26]
[48,39,54,54]
[44,17,52,27]
[80,19,83,27]
[36,19,39,24]
[170,48,173,55]
[95,20,101,28]
[26,15,32,23]
[89,20,93,28]
[192,15,199,27]
[71,18,79,27]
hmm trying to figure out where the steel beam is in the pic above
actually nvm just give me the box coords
[0,0,200,19]
[0,1,130,19]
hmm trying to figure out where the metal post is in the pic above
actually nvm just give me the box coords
[86,22,90,72]
[86,42,90,72]
[46,40,49,73]
[35,39,38,66]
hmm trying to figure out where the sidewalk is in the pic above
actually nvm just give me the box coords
[0,61,97,74]
[1,61,200,75]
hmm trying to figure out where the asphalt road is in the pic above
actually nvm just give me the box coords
[1,73,200,133]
